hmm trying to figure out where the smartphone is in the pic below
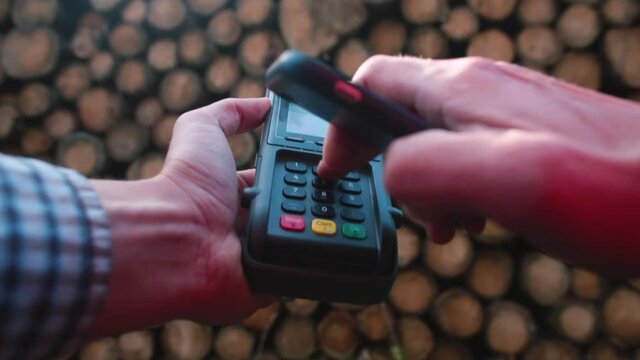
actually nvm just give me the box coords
[241,91,401,304]
[265,50,432,151]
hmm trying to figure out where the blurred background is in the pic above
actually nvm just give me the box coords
[0,0,639,359]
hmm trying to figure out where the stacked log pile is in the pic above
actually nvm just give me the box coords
[0,0,639,359]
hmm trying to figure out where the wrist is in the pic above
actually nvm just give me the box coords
[87,175,206,338]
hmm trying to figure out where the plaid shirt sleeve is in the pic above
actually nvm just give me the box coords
[0,154,111,360]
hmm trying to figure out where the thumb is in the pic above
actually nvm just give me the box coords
[384,129,552,226]
[180,97,272,137]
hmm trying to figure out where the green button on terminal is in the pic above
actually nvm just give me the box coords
[342,223,366,240]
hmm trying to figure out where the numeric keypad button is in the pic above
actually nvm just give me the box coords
[285,173,306,186]
[285,161,307,173]
[282,201,305,214]
[312,204,335,218]
[340,181,361,194]
[312,190,334,203]
[283,186,306,200]
[344,172,360,181]
[341,209,365,222]
[312,177,333,189]
[340,194,363,208]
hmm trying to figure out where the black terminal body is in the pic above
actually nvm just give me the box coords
[241,93,401,304]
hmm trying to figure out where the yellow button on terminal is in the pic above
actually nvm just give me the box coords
[311,218,337,236]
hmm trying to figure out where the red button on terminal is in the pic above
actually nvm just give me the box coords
[334,80,362,104]
[280,214,305,232]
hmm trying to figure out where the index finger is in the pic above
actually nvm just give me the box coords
[318,55,431,178]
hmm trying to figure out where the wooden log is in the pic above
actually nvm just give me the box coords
[148,39,178,73]
[552,52,601,90]
[56,132,106,176]
[424,231,473,278]
[603,287,640,348]
[331,302,365,312]
[77,88,121,134]
[398,317,434,360]
[231,78,265,98]
[472,219,514,244]
[428,340,472,360]
[521,253,570,306]
[206,55,241,94]
[389,269,437,315]
[317,310,359,359]
[0,0,9,23]
[517,26,563,67]
[71,29,100,61]
[17,82,50,118]
[89,51,115,81]
[11,0,58,28]
[162,320,213,360]
[148,0,187,31]
[159,70,202,112]
[115,60,151,95]
[106,122,149,162]
[109,24,147,59]
[396,225,421,268]
[153,114,178,150]
[408,27,448,59]
[136,97,164,128]
[79,338,120,360]
[118,330,154,360]
[187,0,226,16]
[21,127,53,156]
[587,339,627,360]
[401,0,446,25]
[126,153,165,180]
[274,316,316,360]
[56,63,91,101]
[571,267,606,301]
[604,27,640,89]
[239,30,285,76]
[628,278,640,291]
[228,132,257,169]
[243,302,280,332]
[179,29,210,66]
[283,298,319,317]
[278,0,365,57]
[518,0,556,25]
[551,299,597,344]
[77,11,109,35]
[356,304,393,342]
[0,104,20,140]
[441,6,479,42]
[122,0,146,24]
[602,0,640,26]
[467,0,516,21]
[368,19,406,55]
[556,4,600,49]
[358,347,391,360]
[214,325,256,360]
[1,28,58,80]
[207,9,242,47]
[432,288,483,338]
[335,38,370,77]
[89,0,124,12]
[522,339,580,360]
[467,29,515,62]
[238,0,273,26]
[466,250,513,300]
[485,301,535,356]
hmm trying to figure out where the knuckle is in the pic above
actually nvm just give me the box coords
[356,54,398,78]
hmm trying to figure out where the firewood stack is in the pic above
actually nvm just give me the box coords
[0,0,639,359]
